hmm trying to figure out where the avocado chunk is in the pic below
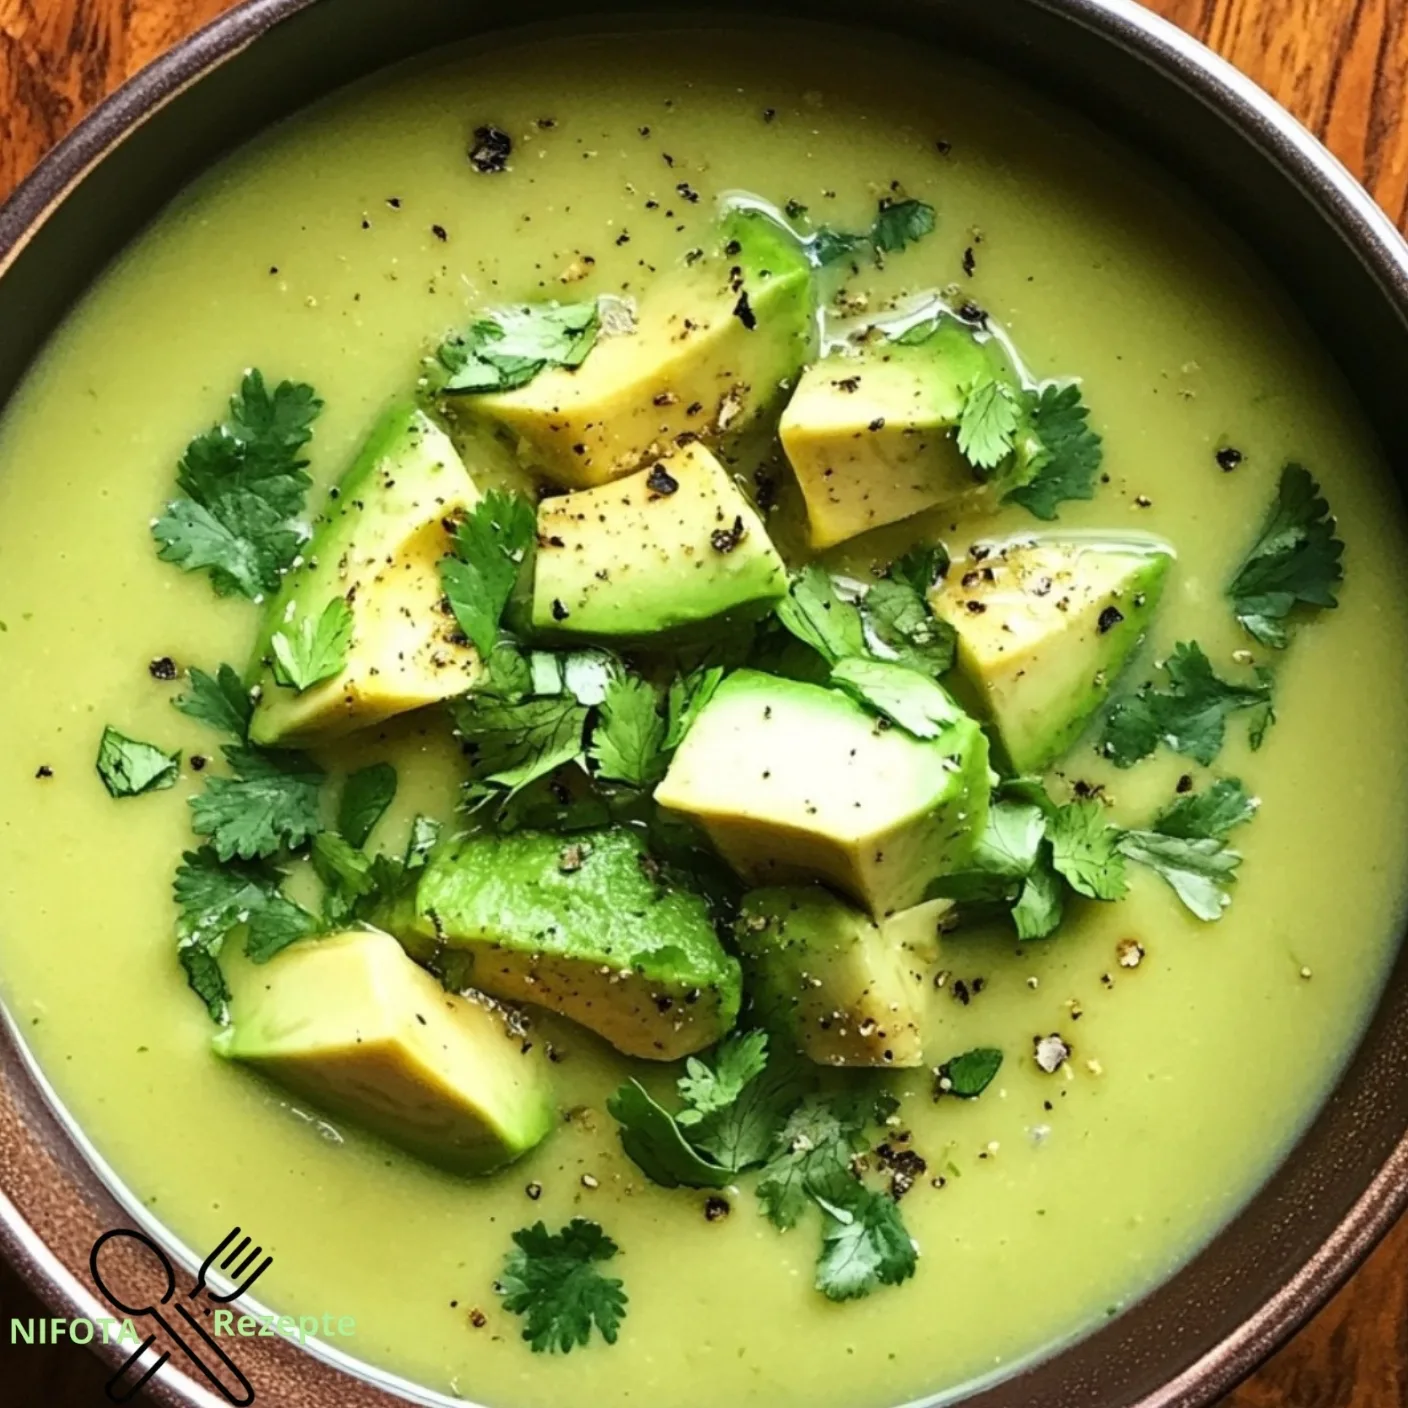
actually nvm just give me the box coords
[468,206,817,488]
[214,928,555,1175]
[779,316,1040,549]
[930,535,1173,772]
[655,669,991,917]
[248,407,483,747]
[531,442,788,642]
[737,885,926,1067]
[401,828,742,1061]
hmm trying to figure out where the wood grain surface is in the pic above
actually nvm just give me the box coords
[0,1,1405,1405]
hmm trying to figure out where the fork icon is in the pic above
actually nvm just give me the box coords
[91,1225,272,1404]
[192,1226,274,1303]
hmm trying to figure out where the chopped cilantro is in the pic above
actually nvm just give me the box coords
[499,1219,627,1354]
[338,762,398,848]
[664,667,724,750]
[152,371,322,599]
[870,198,937,255]
[676,1031,770,1125]
[814,1180,917,1302]
[96,727,180,798]
[589,674,668,787]
[438,301,600,395]
[439,490,536,656]
[810,199,936,266]
[608,1031,785,1186]
[189,745,324,860]
[269,597,353,693]
[605,1080,734,1188]
[1011,852,1064,940]
[1048,800,1128,900]
[1005,382,1103,521]
[829,657,963,739]
[887,545,950,598]
[755,1096,871,1231]
[862,576,955,678]
[453,693,587,810]
[174,663,252,739]
[178,943,229,1023]
[1117,831,1241,921]
[244,894,319,963]
[1100,641,1273,768]
[1154,777,1257,839]
[956,376,1021,473]
[936,1047,1003,1098]
[1228,464,1344,647]
[173,847,283,945]
[774,564,867,664]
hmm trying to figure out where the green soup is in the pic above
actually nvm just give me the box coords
[0,23,1404,1408]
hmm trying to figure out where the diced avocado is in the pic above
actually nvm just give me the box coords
[399,828,741,1061]
[469,206,817,488]
[531,442,787,642]
[930,535,1173,772]
[214,928,555,1175]
[655,669,991,917]
[737,885,926,1067]
[779,316,1041,549]
[880,896,955,966]
[248,407,483,747]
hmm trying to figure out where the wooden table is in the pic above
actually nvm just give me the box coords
[0,0,1405,1403]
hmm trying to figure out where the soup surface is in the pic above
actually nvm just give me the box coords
[1,23,1406,1408]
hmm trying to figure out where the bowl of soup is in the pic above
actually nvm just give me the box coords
[1,2,1405,1406]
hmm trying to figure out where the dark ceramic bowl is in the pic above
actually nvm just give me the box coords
[1,2,1405,1406]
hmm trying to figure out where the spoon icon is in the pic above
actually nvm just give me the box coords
[90,1227,256,1405]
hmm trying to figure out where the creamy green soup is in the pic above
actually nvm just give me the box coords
[1,22,1405,1408]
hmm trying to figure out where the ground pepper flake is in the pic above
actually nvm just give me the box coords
[148,656,178,681]
[646,464,679,497]
[468,125,512,173]
[1034,1033,1071,1073]
[711,517,746,554]
[704,1196,730,1222]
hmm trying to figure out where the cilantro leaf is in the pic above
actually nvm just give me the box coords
[175,664,252,739]
[863,579,956,678]
[1100,641,1273,768]
[439,301,600,395]
[676,1031,770,1124]
[1228,464,1344,647]
[244,894,319,963]
[440,491,536,656]
[589,675,668,787]
[829,657,963,738]
[1154,777,1257,839]
[269,597,353,693]
[1048,800,1128,900]
[338,762,398,848]
[887,545,950,598]
[665,667,724,750]
[956,376,1021,473]
[173,847,284,945]
[499,1219,627,1355]
[869,198,937,255]
[152,371,322,599]
[529,648,621,707]
[1012,849,1065,940]
[755,1097,870,1231]
[189,745,324,860]
[311,831,377,926]
[936,1047,1003,1098]
[809,199,936,266]
[686,1059,798,1172]
[605,1080,734,1189]
[96,727,180,798]
[452,693,588,807]
[1005,382,1103,521]
[927,800,1047,904]
[178,943,229,1023]
[774,564,867,664]
[1117,830,1241,921]
[814,1180,917,1302]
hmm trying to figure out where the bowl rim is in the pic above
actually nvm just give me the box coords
[1,2,1407,1406]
